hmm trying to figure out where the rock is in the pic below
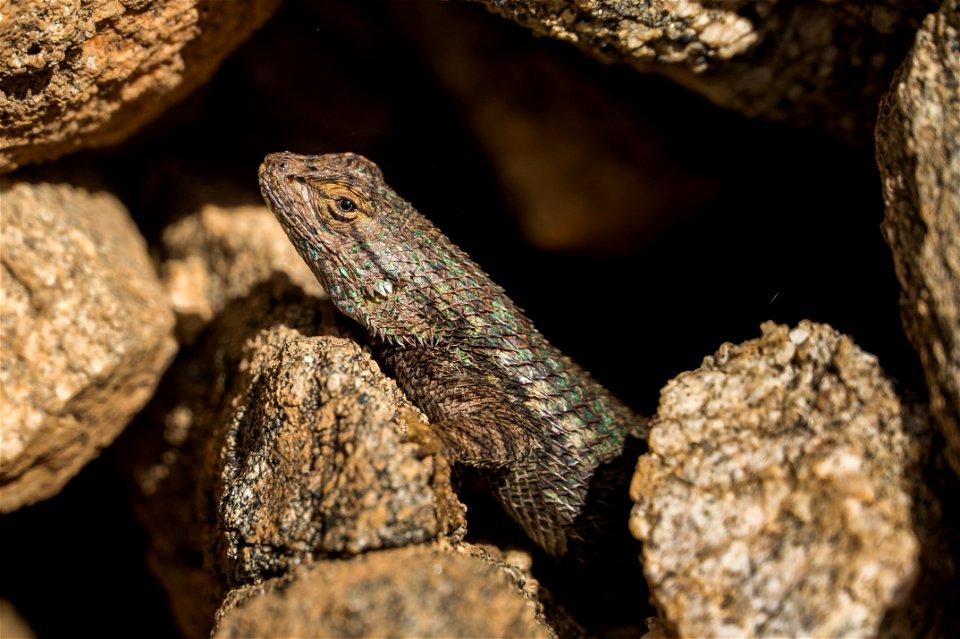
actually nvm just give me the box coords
[876,0,960,478]
[160,204,323,343]
[0,0,282,172]
[119,283,336,638]
[630,321,921,637]
[0,174,177,512]
[477,0,935,141]
[214,329,462,585]
[212,545,551,639]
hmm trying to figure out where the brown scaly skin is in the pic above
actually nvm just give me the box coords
[259,151,646,560]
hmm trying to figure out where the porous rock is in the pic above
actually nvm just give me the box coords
[478,0,934,140]
[630,321,920,637]
[212,545,551,639]
[0,0,281,172]
[876,0,960,478]
[0,175,176,511]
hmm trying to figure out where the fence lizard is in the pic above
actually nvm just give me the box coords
[258,151,646,560]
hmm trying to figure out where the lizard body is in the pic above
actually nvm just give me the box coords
[258,151,644,559]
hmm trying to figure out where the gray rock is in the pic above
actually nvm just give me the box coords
[630,321,920,637]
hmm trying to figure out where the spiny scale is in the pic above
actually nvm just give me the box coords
[259,151,644,559]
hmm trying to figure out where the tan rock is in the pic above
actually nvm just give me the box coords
[0,175,177,512]
[212,545,551,639]
[160,204,323,343]
[876,0,960,478]
[478,0,935,140]
[0,0,282,172]
[630,321,921,637]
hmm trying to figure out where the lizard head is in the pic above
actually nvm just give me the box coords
[259,151,503,345]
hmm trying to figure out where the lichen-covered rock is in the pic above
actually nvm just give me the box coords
[212,545,551,639]
[214,329,463,585]
[630,321,920,637]
[160,204,323,343]
[120,283,335,639]
[0,0,282,172]
[876,0,960,478]
[478,0,935,140]
[0,175,177,512]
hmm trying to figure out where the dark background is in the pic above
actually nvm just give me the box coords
[0,1,925,636]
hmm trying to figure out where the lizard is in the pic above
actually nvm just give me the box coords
[258,151,646,561]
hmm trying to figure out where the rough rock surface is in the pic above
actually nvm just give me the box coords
[0,175,177,512]
[119,283,332,638]
[160,204,322,343]
[0,0,282,172]
[876,0,960,478]
[214,328,462,585]
[478,0,935,140]
[212,545,551,639]
[630,321,921,637]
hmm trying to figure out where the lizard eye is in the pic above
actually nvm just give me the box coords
[328,195,361,222]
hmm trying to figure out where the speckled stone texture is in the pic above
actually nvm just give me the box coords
[214,329,461,585]
[876,0,960,478]
[0,0,281,172]
[478,0,935,140]
[212,545,551,639]
[630,321,921,637]
[0,175,177,512]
